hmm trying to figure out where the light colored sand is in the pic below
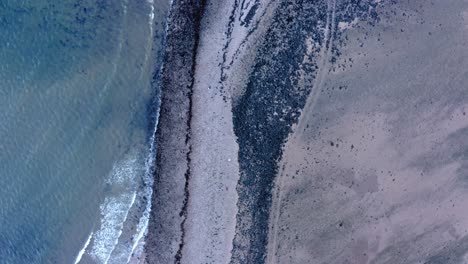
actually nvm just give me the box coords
[267,0,468,263]
[179,0,252,263]
[179,0,282,262]
[179,0,283,262]
[267,0,337,260]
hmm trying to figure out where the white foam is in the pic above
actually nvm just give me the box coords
[90,192,136,264]
[126,180,153,263]
[103,115,159,264]
[74,1,163,262]
[148,0,155,25]
[126,1,168,259]
[126,121,159,263]
[90,153,139,264]
[105,156,138,185]
[74,231,93,264]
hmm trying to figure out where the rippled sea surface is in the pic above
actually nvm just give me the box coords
[0,1,168,263]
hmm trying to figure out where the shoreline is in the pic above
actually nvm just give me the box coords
[144,0,206,263]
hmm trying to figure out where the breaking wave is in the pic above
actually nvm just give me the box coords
[90,155,140,264]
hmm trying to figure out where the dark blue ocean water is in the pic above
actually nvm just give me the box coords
[0,1,168,263]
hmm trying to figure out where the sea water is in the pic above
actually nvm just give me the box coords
[0,0,169,263]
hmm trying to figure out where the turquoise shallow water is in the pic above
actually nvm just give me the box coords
[0,1,168,263]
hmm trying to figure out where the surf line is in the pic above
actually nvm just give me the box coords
[74,231,94,264]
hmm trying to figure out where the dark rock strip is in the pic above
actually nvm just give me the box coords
[230,0,383,263]
[230,2,328,263]
[145,0,206,263]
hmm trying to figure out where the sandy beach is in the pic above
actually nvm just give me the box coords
[144,0,468,263]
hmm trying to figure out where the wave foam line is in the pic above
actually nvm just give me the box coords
[126,128,157,263]
[107,190,139,263]
[74,231,94,264]
[127,60,161,262]
[90,151,139,263]
[90,191,136,264]
[127,0,174,260]
[126,177,153,263]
